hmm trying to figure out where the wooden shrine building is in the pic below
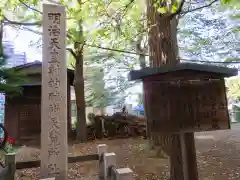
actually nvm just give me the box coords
[4,61,74,142]
[129,63,238,134]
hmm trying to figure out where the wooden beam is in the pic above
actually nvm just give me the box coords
[16,154,99,170]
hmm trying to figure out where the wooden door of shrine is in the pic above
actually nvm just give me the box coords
[18,98,41,140]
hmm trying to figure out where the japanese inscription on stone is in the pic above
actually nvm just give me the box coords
[41,4,67,180]
[148,79,230,133]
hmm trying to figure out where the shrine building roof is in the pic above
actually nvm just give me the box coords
[128,63,238,81]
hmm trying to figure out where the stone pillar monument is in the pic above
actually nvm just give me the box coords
[41,3,67,180]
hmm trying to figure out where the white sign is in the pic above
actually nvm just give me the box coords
[41,4,67,180]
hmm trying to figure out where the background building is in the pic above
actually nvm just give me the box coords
[3,41,27,67]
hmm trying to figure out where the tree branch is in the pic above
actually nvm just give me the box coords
[80,40,86,52]
[181,0,218,15]
[11,25,42,35]
[169,0,186,19]
[3,16,41,26]
[19,0,42,14]
[71,62,75,69]
[85,43,143,55]
[121,0,135,19]
[66,48,78,60]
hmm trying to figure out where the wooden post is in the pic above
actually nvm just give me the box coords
[115,168,133,180]
[41,3,68,180]
[183,133,198,180]
[5,153,16,180]
[170,22,199,178]
[180,134,189,180]
[103,153,117,180]
[97,144,108,180]
[171,133,198,180]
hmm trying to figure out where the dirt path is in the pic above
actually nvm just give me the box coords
[15,123,240,180]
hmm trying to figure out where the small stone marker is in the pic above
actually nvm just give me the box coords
[41,3,67,180]
[97,144,108,180]
[116,168,133,180]
[103,152,117,180]
[97,144,108,155]
[40,178,55,180]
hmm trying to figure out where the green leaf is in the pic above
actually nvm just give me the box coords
[221,0,232,4]
[225,58,240,62]
[180,29,193,36]
[157,6,168,14]
[196,38,212,46]
[0,55,28,96]
[33,0,38,5]
[222,0,240,8]
[232,27,240,33]
[230,14,240,20]
[226,77,240,100]
[171,1,179,13]
[153,2,158,8]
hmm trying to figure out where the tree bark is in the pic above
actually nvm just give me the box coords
[70,0,87,142]
[74,52,87,142]
[146,1,184,179]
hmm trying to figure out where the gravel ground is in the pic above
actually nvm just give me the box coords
[12,123,240,180]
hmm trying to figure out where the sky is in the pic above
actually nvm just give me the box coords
[4,26,41,62]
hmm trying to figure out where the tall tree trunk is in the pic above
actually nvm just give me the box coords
[146,1,184,179]
[170,17,179,59]
[74,52,87,142]
[73,17,87,142]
